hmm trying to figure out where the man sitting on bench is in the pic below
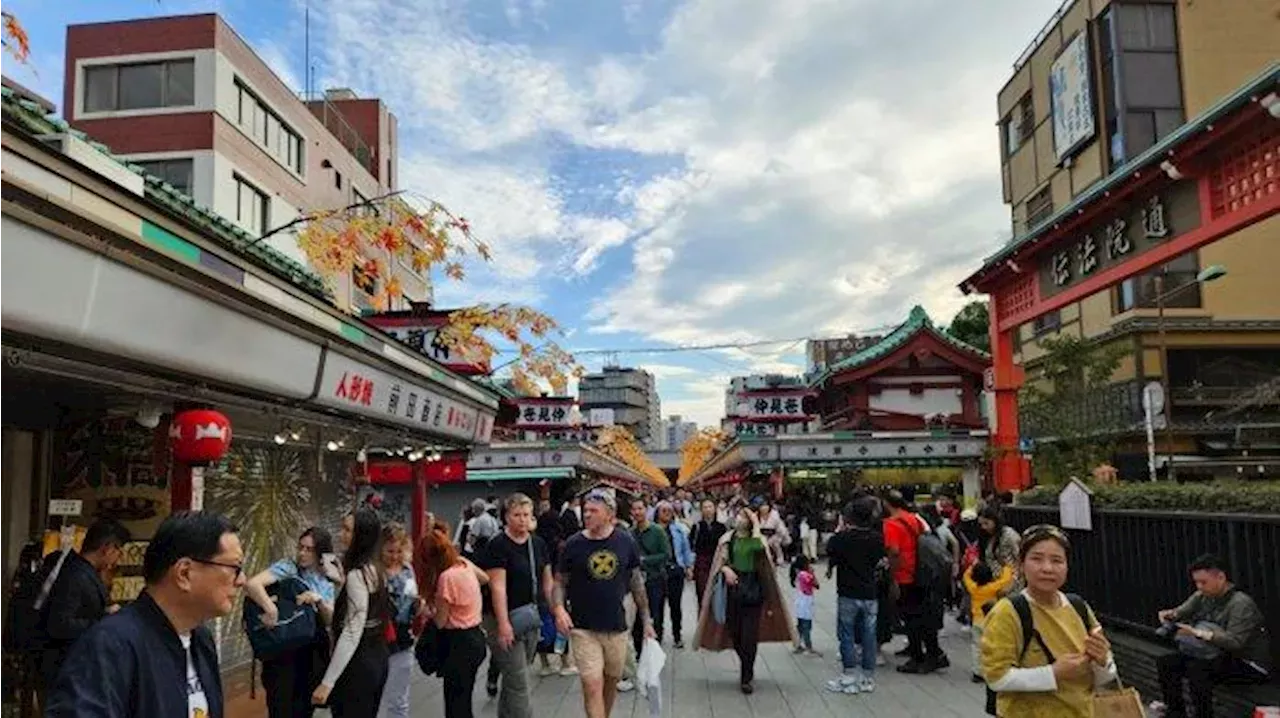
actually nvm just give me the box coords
[1154,554,1271,718]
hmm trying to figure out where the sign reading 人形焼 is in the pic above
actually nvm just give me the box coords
[1036,181,1201,298]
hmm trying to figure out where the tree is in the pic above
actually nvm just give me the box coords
[945,300,990,352]
[3,11,30,63]
[271,193,582,395]
[595,425,668,487]
[677,427,728,485]
[1018,334,1127,485]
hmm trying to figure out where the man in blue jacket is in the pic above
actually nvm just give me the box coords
[45,511,245,718]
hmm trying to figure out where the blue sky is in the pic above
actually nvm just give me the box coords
[5,0,1061,427]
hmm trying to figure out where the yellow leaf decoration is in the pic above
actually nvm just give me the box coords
[678,428,730,485]
[596,426,668,487]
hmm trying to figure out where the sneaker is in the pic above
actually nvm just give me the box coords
[875,654,886,667]
[674,638,685,650]
[933,654,951,671]
[616,679,635,693]
[896,659,933,674]
[539,664,558,677]
[807,648,824,658]
[793,645,807,654]
[559,665,579,676]
[858,676,876,694]
[825,675,859,693]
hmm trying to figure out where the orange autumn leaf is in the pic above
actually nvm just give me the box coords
[3,12,30,63]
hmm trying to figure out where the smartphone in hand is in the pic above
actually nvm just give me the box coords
[321,553,342,582]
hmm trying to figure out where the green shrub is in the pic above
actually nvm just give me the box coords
[1014,480,1280,515]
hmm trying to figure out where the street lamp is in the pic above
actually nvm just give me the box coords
[1152,263,1227,480]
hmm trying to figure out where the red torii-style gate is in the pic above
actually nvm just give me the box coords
[960,66,1280,492]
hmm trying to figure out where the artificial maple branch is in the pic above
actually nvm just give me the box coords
[292,192,576,393]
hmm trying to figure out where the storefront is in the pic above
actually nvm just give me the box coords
[1,90,500,687]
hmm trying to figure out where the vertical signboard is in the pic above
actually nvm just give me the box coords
[1050,31,1097,162]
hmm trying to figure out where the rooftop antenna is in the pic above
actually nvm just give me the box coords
[304,2,311,100]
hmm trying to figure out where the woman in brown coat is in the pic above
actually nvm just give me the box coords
[693,507,798,694]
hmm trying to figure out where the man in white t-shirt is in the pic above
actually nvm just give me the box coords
[45,511,245,718]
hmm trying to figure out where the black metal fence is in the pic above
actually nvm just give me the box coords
[1003,506,1280,669]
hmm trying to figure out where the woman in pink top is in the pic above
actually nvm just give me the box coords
[415,522,489,718]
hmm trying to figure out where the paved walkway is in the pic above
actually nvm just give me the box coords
[399,564,988,717]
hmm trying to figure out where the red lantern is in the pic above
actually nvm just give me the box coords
[169,409,232,465]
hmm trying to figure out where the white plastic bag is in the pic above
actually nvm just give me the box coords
[636,637,665,717]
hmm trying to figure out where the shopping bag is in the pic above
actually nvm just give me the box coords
[1092,677,1146,718]
[636,637,665,718]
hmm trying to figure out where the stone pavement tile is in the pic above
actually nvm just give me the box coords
[400,561,990,717]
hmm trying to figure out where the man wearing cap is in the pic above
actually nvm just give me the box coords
[553,490,656,718]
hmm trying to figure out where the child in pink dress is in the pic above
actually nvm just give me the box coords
[791,555,822,656]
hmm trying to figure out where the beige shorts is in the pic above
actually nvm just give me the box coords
[570,629,629,680]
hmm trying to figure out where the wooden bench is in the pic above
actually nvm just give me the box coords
[1108,628,1280,718]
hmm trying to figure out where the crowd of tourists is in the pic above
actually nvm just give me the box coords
[4,482,1272,718]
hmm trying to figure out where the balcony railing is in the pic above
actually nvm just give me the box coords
[298,92,376,176]
[1020,378,1145,439]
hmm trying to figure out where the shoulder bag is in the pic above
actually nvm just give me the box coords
[508,538,542,636]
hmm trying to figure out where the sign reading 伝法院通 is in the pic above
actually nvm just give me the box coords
[1036,181,1201,298]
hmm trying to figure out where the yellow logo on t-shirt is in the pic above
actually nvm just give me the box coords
[587,550,619,580]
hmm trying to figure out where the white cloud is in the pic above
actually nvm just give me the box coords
[300,0,1059,425]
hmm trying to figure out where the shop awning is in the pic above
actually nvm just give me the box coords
[1,117,501,447]
[467,467,577,482]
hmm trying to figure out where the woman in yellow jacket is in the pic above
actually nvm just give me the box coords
[980,525,1117,717]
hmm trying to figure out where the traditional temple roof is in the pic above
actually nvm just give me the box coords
[1,85,331,300]
[811,305,989,385]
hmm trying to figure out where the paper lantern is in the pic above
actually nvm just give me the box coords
[169,409,232,465]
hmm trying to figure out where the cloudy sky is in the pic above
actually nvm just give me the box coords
[9,0,1059,428]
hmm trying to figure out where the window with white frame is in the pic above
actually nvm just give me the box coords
[133,158,194,196]
[83,59,195,113]
[234,80,303,174]
[234,174,269,237]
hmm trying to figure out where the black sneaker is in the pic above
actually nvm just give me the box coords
[673,638,685,649]
[933,654,950,671]
[896,658,937,674]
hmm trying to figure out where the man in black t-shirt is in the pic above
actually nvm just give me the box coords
[824,499,886,693]
[553,489,654,718]
[478,493,553,716]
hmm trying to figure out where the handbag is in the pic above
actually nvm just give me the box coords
[1092,676,1145,718]
[414,621,443,676]
[243,577,318,660]
[508,539,542,636]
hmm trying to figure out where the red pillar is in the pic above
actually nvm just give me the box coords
[988,299,1031,492]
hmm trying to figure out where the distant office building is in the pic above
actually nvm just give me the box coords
[578,366,661,448]
[660,415,698,451]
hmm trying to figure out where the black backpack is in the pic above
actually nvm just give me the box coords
[1008,592,1093,663]
[2,542,56,655]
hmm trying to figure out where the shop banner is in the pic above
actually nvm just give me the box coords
[315,352,497,444]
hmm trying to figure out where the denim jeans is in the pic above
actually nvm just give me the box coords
[796,619,813,650]
[837,596,878,674]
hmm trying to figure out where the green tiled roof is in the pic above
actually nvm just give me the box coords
[1,86,331,300]
[964,61,1279,288]
[811,305,989,385]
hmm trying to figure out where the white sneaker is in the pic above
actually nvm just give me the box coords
[858,676,876,694]
[559,665,579,676]
[616,679,635,692]
[824,675,859,694]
